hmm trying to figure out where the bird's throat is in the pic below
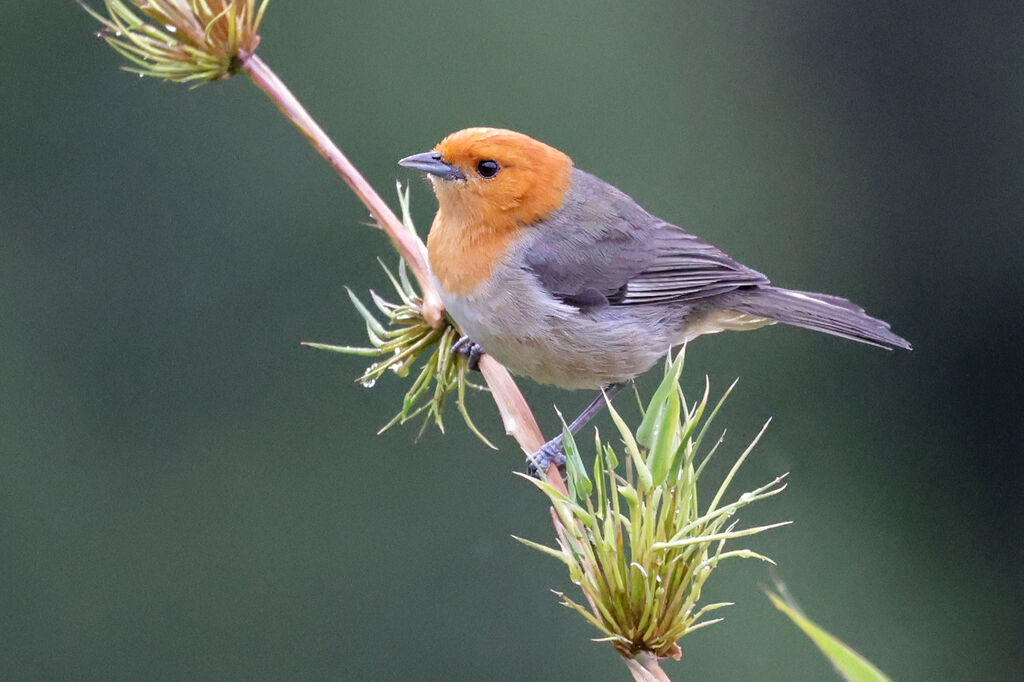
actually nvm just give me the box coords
[427,208,521,297]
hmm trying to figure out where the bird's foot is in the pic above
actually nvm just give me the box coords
[526,436,566,478]
[451,335,484,371]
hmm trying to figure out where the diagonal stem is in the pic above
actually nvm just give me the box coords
[238,52,569,496]
[479,356,568,496]
[240,52,443,327]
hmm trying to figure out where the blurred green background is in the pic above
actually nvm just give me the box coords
[3,1,1021,679]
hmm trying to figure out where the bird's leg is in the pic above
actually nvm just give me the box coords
[527,382,626,477]
[451,335,483,371]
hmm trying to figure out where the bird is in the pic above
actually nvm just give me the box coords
[398,127,910,473]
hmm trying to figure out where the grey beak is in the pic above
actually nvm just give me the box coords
[397,151,466,181]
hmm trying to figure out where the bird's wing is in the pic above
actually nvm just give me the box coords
[611,225,769,305]
[523,169,768,309]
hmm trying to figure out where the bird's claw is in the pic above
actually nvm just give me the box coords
[526,438,566,478]
[452,335,483,371]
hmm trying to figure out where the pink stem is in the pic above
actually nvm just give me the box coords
[239,53,566,491]
[241,53,444,327]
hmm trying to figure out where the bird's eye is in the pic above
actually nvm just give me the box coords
[476,159,500,178]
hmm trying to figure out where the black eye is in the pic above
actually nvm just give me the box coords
[476,159,500,178]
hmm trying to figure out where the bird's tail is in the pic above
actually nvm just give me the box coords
[721,286,912,350]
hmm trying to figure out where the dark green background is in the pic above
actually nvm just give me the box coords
[3,2,1021,679]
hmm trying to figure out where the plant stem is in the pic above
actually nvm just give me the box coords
[240,53,443,327]
[626,654,672,682]
[480,357,568,496]
[238,53,569,496]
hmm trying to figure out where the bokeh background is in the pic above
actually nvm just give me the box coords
[3,1,1021,679]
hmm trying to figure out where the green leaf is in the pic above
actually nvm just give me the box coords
[636,350,685,449]
[646,381,681,488]
[707,417,772,514]
[512,535,570,565]
[511,471,571,504]
[767,591,892,682]
[456,360,496,449]
[606,393,651,491]
[300,341,380,357]
[651,521,791,550]
[561,415,592,500]
[693,377,738,462]
[592,427,606,510]
[377,257,414,305]
[345,287,386,337]
[666,381,704,485]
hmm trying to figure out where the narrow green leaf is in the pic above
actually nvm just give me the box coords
[651,521,791,550]
[637,350,685,448]
[667,376,710,483]
[603,442,619,471]
[397,253,415,297]
[606,392,651,490]
[693,377,738,455]
[369,289,399,317]
[377,258,414,305]
[707,418,772,514]
[512,536,570,565]
[646,382,681,487]
[561,415,592,500]
[511,471,572,504]
[665,474,788,545]
[395,180,419,235]
[456,361,497,449]
[689,601,734,621]
[300,341,380,357]
[345,287,386,337]
[767,591,893,682]
[684,616,725,633]
[592,427,606,511]
[556,592,616,637]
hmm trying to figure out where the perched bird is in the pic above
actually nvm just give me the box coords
[399,127,910,472]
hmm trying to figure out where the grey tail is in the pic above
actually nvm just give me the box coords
[722,286,912,350]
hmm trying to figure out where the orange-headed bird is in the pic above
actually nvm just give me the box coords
[400,128,909,472]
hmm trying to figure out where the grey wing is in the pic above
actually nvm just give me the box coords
[523,169,768,309]
[617,226,769,304]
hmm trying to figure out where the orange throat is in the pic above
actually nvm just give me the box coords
[427,204,521,297]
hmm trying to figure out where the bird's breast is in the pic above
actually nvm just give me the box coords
[427,209,524,297]
[434,234,692,390]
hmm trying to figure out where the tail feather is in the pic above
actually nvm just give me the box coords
[721,287,912,350]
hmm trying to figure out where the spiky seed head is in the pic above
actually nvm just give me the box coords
[81,0,270,83]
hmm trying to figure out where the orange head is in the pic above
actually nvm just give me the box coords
[398,128,573,295]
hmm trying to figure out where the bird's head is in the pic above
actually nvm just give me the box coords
[398,127,573,229]
[398,128,574,296]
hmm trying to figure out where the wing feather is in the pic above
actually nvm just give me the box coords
[523,169,767,310]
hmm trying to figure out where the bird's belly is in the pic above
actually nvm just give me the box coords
[436,272,690,390]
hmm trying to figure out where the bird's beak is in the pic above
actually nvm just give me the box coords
[397,151,466,181]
